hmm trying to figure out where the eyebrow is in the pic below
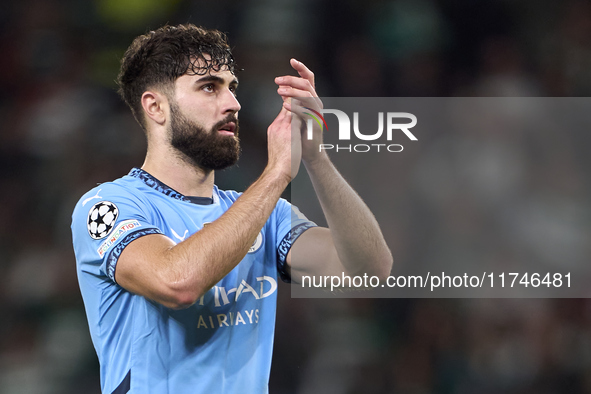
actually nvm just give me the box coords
[194,75,239,86]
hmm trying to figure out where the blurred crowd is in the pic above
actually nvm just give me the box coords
[1,0,591,393]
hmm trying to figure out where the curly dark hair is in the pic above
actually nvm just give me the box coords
[117,24,237,130]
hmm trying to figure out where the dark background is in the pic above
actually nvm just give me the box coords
[1,0,591,393]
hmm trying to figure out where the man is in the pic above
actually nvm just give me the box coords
[71,24,391,394]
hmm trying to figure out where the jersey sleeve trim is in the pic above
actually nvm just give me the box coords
[105,228,163,283]
[277,222,317,283]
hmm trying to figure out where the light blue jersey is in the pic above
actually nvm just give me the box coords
[71,168,315,394]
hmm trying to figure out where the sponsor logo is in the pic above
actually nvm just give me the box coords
[198,276,277,307]
[97,219,141,257]
[197,309,259,329]
[195,276,277,329]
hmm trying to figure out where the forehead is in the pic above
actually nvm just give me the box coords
[175,67,237,88]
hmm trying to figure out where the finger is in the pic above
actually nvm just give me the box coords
[284,100,306,119]
[282,98,301,112]
[269,105,290,128]
[284,100,322,128]
[278,87,322,111]
[281,97,322,120]
[277,85,312,98]
[290,58,315,88]
[276,105,291,122]
[275,76,314,93]
[286,104,323,128]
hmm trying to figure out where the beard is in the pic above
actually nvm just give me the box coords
[169,102,240,171]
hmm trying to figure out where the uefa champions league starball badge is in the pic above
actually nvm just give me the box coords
[87,201,119,240]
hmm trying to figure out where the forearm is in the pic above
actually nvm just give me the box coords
[162,168,289,301]
[304,154,393,278]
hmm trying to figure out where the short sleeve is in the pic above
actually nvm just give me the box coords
[273,198,317,283]
[71,184,163,283]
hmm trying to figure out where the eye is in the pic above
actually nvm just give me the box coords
[202,83,215,93]
[229,85,238,96]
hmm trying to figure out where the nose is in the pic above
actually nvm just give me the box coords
[223,88,241,114]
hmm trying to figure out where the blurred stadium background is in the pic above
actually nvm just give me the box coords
[2,0,591,393]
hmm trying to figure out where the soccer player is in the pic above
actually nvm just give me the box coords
[71,24,391,394]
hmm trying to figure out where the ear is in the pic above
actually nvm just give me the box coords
[140,90,168,126]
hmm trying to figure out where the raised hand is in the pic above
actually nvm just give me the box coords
[275,59,325,164]
[266,106,302,181]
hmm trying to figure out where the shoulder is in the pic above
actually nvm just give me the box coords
[71,175,164,271]
[71,175,154,238]
[74,176,145,213]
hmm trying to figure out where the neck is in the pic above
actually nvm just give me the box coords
[141,145,215,198]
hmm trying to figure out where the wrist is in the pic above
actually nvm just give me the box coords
[303,151,331,172]
[260,166,292,189]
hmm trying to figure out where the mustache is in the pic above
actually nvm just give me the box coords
[212,114,239,132]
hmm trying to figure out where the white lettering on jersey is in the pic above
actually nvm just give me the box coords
[208,276,277,307]
[258,276,277,298]
[196,309,260,329]
[235,311,246,325]
[235,280,259,302]
[194,277,277,330]
[245,309,255,324]
[97,219,141,257]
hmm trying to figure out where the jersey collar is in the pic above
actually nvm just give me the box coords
[129,168,215,205]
